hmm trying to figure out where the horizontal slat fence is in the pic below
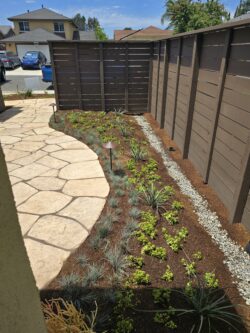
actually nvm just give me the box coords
[49,41,152,113]
[49,19,250,230]
[150,19,250,231]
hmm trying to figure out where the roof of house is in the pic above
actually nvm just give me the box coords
[229,12,250,22]
[8,7,72,21]
[0,25,13,35]
[0,28,64,43]
[79,31,97,40]
[114,26,173,40]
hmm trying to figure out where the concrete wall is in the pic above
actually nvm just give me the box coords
[0,144,47,333]
[13,20,75,39]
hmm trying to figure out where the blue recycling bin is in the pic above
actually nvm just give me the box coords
[41,64,53,83]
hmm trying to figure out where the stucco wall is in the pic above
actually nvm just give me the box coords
[5,42,17,54]
[13,20,75,39]
[0,144,47,333]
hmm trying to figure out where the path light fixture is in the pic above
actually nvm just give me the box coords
[50,103,57,123]
[102,141,117,171]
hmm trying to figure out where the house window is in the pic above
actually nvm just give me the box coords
[54,22,64,32]
[19,21,30,32]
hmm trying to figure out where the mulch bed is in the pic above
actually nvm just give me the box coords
[43,110,248,333]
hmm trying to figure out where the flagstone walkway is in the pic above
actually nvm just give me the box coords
[0,98,109,289]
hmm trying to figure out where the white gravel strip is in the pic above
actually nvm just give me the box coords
[135,115,250,305]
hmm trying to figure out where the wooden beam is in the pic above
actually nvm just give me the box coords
[147,43,154,114]
[159,40,169,128]
[170,37,182,139]
[49,42,59,111]
[125,42,129,112]
[99,42,105,111]
[203,29,232,183]
[75,43,83,110]
[154,41,161,120]
[182,34,201,158]
[230,134,250,223]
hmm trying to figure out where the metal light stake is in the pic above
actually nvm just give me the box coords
[50,102,57,123]
[102,141,116,170]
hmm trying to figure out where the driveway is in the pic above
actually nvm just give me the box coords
[0,98,109,288]
[1,66,53,94]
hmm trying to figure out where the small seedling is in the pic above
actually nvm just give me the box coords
[154,311,177,329]
[193,251,203,261]
[180,258,196,277]
[171,200,184,211]
[152,288,171,305]
[204,272,219,288]
[161,266,174,282]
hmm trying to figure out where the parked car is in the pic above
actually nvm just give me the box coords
[21,51,47,69]
[0,59,6,82]
[0,51,21,69]
[41,64,53,83]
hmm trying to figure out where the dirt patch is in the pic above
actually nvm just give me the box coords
[4,93,55,101]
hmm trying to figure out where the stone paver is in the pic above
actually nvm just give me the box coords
[0,99,109,289]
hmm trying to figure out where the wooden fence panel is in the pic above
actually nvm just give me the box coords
[49,41,152,113]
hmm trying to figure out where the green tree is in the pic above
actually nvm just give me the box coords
[234,0,250,17]
[72,13,86,31]
[124,27,132,30]
[161,0,230,33]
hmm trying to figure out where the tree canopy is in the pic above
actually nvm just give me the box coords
[161,0,230,34]
[72,14,108,40]
[234,0,250,17]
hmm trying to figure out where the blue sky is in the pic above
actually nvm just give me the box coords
[0,0,239,38]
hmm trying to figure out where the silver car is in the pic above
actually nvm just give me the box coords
[0,51,21,69]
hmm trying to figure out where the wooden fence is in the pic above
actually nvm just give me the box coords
[49,41,153,113]
[49,18,250,231]
[150,19,250,231]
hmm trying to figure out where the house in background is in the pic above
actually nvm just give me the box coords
[0,7,96,61]
[114,26,172,41]
[0,25,15,50]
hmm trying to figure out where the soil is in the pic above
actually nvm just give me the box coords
[43,110,249,333]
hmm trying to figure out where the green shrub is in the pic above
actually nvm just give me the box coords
[180,258,196,277]
[139,211,157,238]
[130,140,147,161]
[58,273,80,288]
[162,210,179,225]
[126,255,144,268]
[141,242,167,260]
[131,269,150,285]
[140,184,173,212]
[162,227,188,252]
[171,200,184,211]
[154,311,177,329]
[105,246,128,276]
[129,207,141,219]
[109,197,119,208]
[152,288,171,305]
[114,315,134,333]
[193,250,203,261]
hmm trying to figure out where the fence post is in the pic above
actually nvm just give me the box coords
[147,43,154,114]
[99,42,105,111]
[203,29,232,183]
[75,43,83,110]
[49,41,59,111]
[182,34,201,158]
[159,40,169,128]
[125,42,129,112]
[0,86,5,112]
[154,41,161,120]
[230,134,250,223]
[170,37,182,139]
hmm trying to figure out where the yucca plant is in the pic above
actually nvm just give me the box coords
[140,184,173,212]
[42,298,97,333]
[105,246,128,277]
[172,286,243,333]
[130,142,147,161]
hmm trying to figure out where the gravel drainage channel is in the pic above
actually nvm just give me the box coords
[135,115,250,306]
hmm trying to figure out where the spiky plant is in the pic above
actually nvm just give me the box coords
[76,254,89,268]
[140,184,173,212]
[108,197,119,208]
[83,264,104,287]
[105,246,128,277]
[129,207,141,219]
[57,273,81,289]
